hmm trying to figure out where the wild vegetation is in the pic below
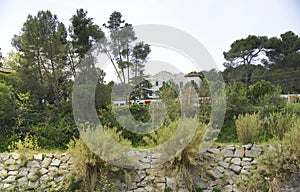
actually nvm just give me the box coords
[0,8,300,191]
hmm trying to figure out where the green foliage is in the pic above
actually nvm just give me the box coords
[159,80,180,121]
[0,82,16,127]
[66,136,118,191]
[283,118,300,157]
[239,118,300,191]
[216,120,238,143]
[235,113,262,144]
[31,117,78,150]
[225,83,252,121]
[143,118,178,147]
[263,111,296,140]
[223,35,268,86]
[103,11,151,84]
[129,103,151,123]
[248,80,285,115]
[8,133,40,154]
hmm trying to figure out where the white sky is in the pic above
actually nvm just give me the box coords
[0,0,299,73]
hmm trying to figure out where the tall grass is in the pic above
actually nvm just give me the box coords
[235,113,262,144]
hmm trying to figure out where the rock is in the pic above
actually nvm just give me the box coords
[60,154,70,163]
[140,157,151,163]
[144,176,155,181]
[59,162,68,169]
[8,170,18,175]
[54,176,64,183]
[251,158,258,164]
[233,148,244,157]
[156,182,166,190]
[229,164,242,173]
[134,188,145,192]
[8,164,19,171]
[242,143,252,149]
[27,172,38,180]
[241,161,251,166]
[27,160,40,168]
[0,170,8,178]
[224,184,233,192]
[17,176,28,185]
[208,148,220,154]
[45,153,53,158]
[207,169,223,179]
[3,175,16,183]
[231,158,241,165]
[28,180,39,188]
[222,149,234,157]
[18,167,29,176]
[224,169,235,176]
[144,186,153,191]
[245,149,261,158]
[54,152,62,159]
[40,167,48,175]
[225,145,235,150]
[34,153,43,161]
[241,169,250,175]
[4,158,16,165]
[242,157,252,161]
[152,153,161,159]
[218,161,230,169]
[48,166,59,172]
[178,188,189,192]
[40,174,49,183]
[3,183,12,189]
[166,177,176,189]
[215,166,225,173]
[0,153,10,161]
[41,158,52,168]
[137,170,146,180]
[50,159,61,167]
[128,182,138,190]
[11,152,20,160]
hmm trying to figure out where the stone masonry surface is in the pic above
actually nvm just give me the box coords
[0,144,297,191]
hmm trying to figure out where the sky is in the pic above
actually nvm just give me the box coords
[0,0,299,74]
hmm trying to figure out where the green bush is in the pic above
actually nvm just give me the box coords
[263,112,296,140]
[66,136,118,191]
[283,118,300,156]
[235,113,262,144]
[8,133,40,155]
[216,120,238,143]
[31,117,79,150]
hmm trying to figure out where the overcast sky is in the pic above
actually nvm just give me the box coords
[0,0,299,73]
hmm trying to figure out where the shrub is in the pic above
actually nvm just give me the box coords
[66,136,120,191]
[283,118,300,157]
[8,133,40,155]
[263,112,296,140]
[235,113,262,144]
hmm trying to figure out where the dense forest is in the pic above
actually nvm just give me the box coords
[0,8,300,152]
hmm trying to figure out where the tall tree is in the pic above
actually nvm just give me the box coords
[103,11,151,84]
[264,31,300,93]
[266,31,300,70]
[12,10,68,107]
[69,9,104,78]
[223,35,268,87]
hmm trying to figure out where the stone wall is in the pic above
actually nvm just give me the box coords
[0,152,72,191]
[0,144,285,191]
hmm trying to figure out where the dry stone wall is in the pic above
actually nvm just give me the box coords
[0,152,71,191]
[0,144,286,191]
